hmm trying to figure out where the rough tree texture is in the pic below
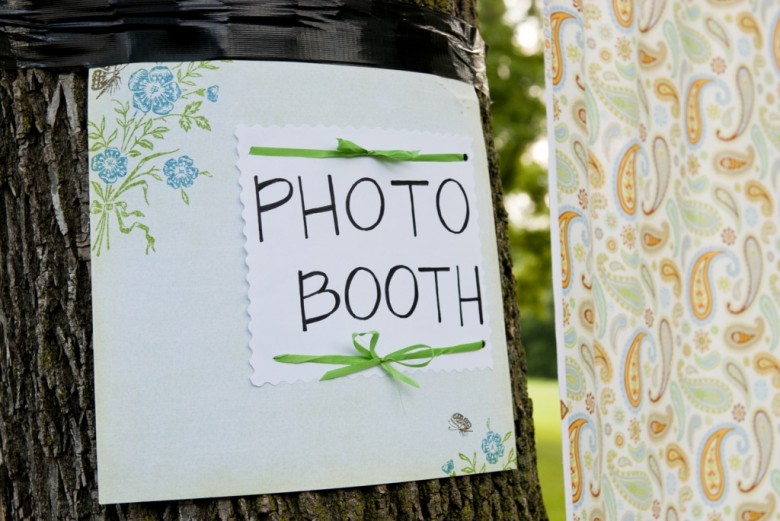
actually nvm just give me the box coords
[0,1,547,519]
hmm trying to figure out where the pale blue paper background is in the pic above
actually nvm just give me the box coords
[91,61,515,503]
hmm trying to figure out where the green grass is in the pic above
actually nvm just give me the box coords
[527,378,566,521]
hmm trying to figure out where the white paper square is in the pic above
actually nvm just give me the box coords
[236,126,492,385]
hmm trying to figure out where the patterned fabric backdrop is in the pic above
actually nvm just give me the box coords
[543,0,780,519]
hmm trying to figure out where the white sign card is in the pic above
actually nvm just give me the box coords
[89,61,515,503]
[237,126,491,385]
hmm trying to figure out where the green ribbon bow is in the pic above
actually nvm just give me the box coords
[250,138,467,162]
[273,331,485,388]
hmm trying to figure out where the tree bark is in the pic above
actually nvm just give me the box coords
[0,1,547,519]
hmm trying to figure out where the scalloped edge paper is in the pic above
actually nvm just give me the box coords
[236,126,493,386]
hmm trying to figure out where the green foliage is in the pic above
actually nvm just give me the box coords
[508,225,552,319]
[519,299,557,379]
[479,0,546,193]
[528,378,566,520]
[479,0,555,378]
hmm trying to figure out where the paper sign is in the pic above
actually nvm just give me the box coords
[89,60,515,503]
[236,126,492,385]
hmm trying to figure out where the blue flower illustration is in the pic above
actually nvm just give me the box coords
[163,156,199,188]
[206,85,219,102]
[481,431,505,464]
[128,66,182,115]
[441,459,454,475]
[91,147,128,184]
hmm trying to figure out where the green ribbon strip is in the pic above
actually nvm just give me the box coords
[250,138,467,162]
[274,331,485,388]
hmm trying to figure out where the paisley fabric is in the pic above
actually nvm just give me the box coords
[543,0,780,518]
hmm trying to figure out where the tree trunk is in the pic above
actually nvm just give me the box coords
[0,1,547,519]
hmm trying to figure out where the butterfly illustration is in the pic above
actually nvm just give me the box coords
[448,412,472,435]
[91,65,128,99]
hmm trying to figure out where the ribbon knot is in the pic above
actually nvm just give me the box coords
[273,331,485,388]
[335,138,422,161]
[249,138,467,163]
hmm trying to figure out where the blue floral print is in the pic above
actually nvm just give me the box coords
[128,66,182,115]
[163,156,199,188]
[481,431,505,464]
[88,61,221,255]
[90,147,128,184]
[206,85,219,102]
[444,420,515,475]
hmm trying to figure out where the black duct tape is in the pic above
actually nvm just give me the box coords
[0,0,487,90]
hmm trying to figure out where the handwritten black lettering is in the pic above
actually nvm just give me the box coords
[254,176,293,242]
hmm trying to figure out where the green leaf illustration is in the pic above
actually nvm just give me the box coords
[194,116,211,131]
[151,127,170,139]
[458,452,478,474]
[91,181,105,200]
[183,101,202,116]
[503,448,517,470]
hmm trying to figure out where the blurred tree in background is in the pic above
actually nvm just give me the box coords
[479,0,557,378]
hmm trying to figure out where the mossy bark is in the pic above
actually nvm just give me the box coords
[0,1,547,519]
